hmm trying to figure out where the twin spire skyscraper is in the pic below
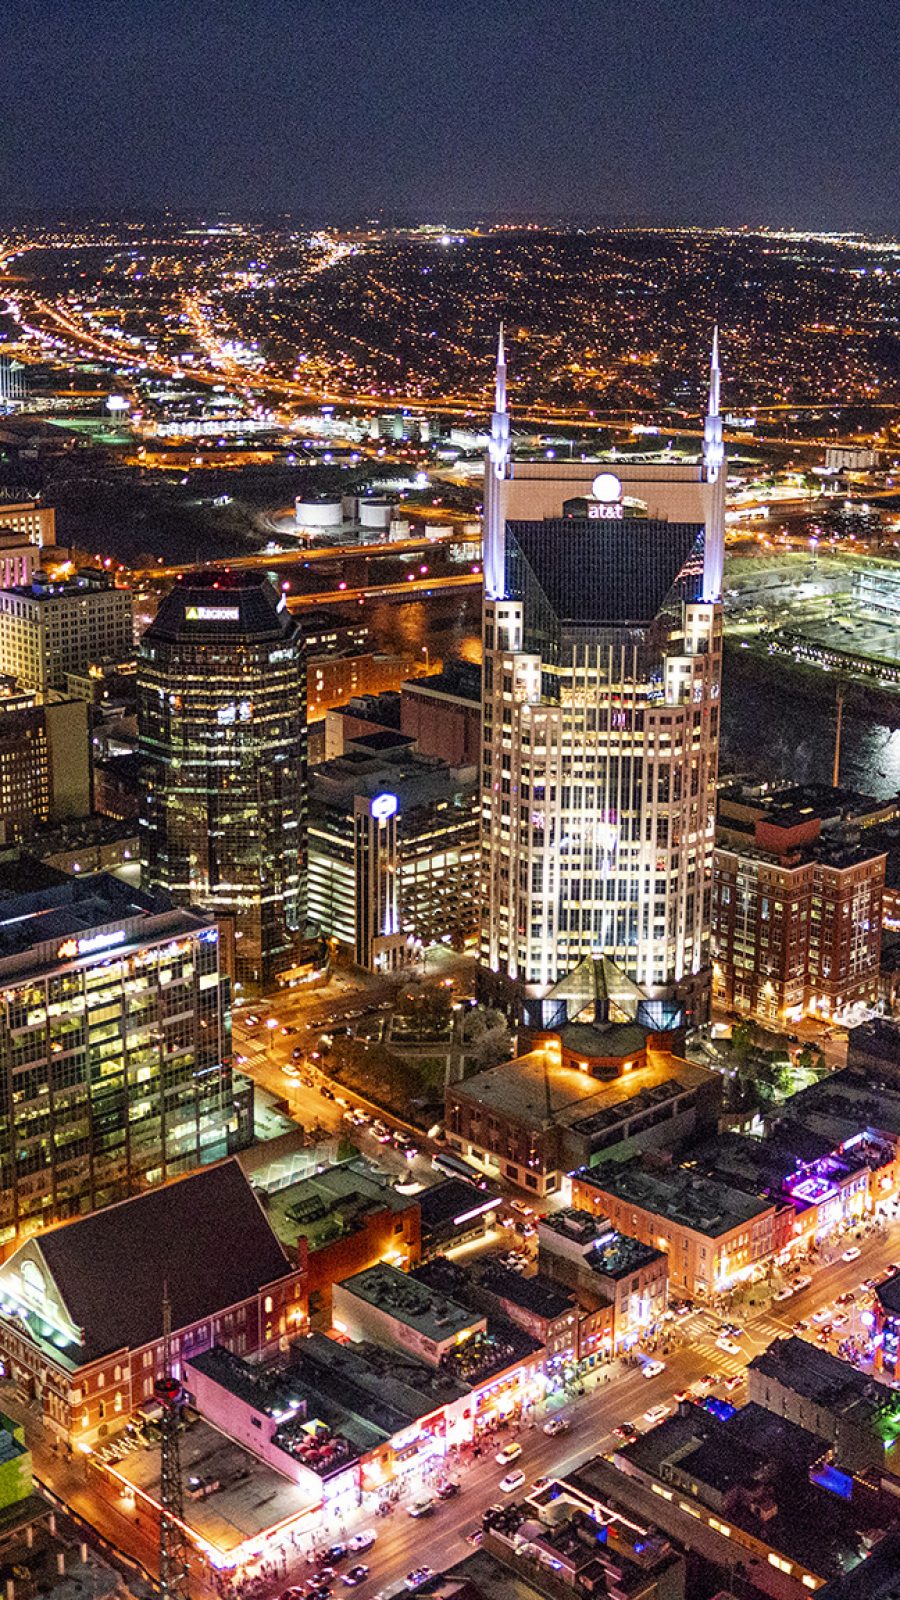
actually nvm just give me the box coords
[479,325,727,1022]
[483,324,725,603]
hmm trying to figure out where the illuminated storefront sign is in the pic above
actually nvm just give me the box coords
[57,928,127,960]
[185,605,240,622]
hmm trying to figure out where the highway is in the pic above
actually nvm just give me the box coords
[285,572,482,611]
[131,530,470,583]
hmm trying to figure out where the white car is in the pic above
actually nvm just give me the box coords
[349,1532,376,1554]
[499,1468,526,1494]
[812,1307,832,1323]
[407,1499,433,1518]
[842,1246,862,1262]
[793,1274,812,1291]
[774,1285,795,1302]
[717,1336,741,1355]
[495,1442,522,1465]
[642,1359,666,1379]
[542,1416,569,1437]
[643,1403,670,1426]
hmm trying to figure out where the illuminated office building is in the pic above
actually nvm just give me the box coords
[138,572,306,989]
[481,330,725,1022]
[0,875,248,1250]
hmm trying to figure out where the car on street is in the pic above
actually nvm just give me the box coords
[842,1246,862,1262]
[793,1274,812,1291]
[496,1442,522,1465]
[348,1532,376,1553]
[436,1481,460,1499]
[717,1336,741,1355]
[613,1421,638,1441]
[325,1546,347,1564]
[543,1416,569,1436]
[643,1404,670,1426]
[641,1359,666,1379]
[342,1570,369,1588]
[499,1469,526,1493]
[283,1064,301,1079]
[812,1308,832,1323]
[774,1285,794,1302]
[407,1499,434,1518]
[406,1570,433,1590]
[831,1312,849,1329]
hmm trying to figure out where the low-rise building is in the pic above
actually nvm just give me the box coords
[418,1177,501,1258]
[603,1398,882,1597]
[445,1030,719,1198]
[538,1207,668,1354]
[412,1254,580,1373]
[765,1069,900,1212]
[332,1260,545,1427]
[258,1163,422,1317]
[747,1336,900,1480]
[571,1161,777,1296]
[873,1270,900,1376]
[0,1160,307,1444]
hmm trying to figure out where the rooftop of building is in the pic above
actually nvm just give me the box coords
[688,1132,864,1207]
[574,1157,773,1237]
[417,1177,500,1231]
[401,659,481,704]
[555,1020,648,1062]
[848,1018,900,1068]
[0,1160,293,1368]
[336,1261,479,1344]
[0,871,203,963]
[142,569,297,644]
[409,1258,550,1381]
[291,1330,467,1434]
[768,1068,900,1145]
[815,1531,900,1599]
[538,1208,613,1248]
[186,1345,374,1474]
[614,1399,874,1579]
[261,1163,415,1254]
[0,567,121,601]
[471,1260,576,1322]
[452,1044,711,1135]
[748,1337,900,1437]
[112,1414,319,1562]
[719,781,893,831]
[310,744,476,813]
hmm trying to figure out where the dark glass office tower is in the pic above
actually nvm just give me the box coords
[138,572,306,990]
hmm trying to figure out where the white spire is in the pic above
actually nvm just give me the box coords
[495,323,506,413]
[703,322,724,481]
[702,322,725,602]
[484,325,511,600]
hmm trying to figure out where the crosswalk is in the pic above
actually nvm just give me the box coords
[674,1308,794,1382]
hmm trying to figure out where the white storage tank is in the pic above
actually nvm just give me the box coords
[358,499,395,531]
[295,497,343,528]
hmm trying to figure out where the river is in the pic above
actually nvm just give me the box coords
[368,593,900,801]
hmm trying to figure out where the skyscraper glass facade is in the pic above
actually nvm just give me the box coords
[138,573,306,989]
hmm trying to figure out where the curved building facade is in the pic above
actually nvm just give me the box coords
[138,572,306,989]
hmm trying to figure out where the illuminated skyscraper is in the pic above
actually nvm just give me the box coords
[138,573,306,990]
[481,333,725,1023]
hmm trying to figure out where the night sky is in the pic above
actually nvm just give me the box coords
[4,0,900,227]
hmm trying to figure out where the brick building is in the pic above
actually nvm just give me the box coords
[0,1161,307,1444]
[571,1161,777,1296]
[713,787,885,1023]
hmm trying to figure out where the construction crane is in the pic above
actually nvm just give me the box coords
[155,1285,191,1600]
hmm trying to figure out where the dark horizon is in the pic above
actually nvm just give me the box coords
[3,0,900,231]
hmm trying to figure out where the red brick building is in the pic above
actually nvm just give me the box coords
[713,795,885,1024]
[0,1160,307,1444]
